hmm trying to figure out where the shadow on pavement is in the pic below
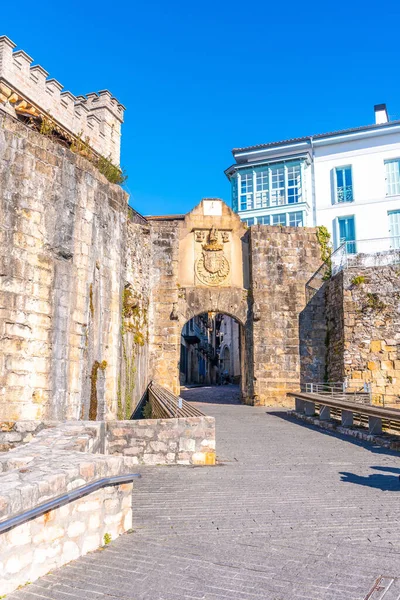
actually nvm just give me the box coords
[180,384,242,405]
[339,470,400,491]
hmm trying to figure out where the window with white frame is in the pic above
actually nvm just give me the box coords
[287,165,302,203]
[258,215,270,225]
[288,211,303,227]
[235,163,303,212]
[385,159,400,196]
[271,167,285,206]
[335,166,353,203]
[232,178,238,211]
[240,173,253,210]
[272,213,286,225]
[255,171,269,208]
[243,217,255,226]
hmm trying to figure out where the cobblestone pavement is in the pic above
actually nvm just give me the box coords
[8,385,400,600]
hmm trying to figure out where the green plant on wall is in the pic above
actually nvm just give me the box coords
[89,360,107,420]
[97,155,127,185]
[117,286,148,419]
[351,275,366,286]
[39,115,56,137]
[103,532,112,545]
[364,292,386,312]
[35,122,127,186]
[316,226,332,280]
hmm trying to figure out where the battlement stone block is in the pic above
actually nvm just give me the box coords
[0,35,124,165]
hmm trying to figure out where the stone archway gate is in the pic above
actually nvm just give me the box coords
[147,199,322,405]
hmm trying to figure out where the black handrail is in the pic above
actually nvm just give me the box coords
[0,473,141,534]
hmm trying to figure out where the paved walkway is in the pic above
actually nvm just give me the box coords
[9,386,400,600]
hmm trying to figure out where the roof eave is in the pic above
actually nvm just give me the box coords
[232,119,400,159]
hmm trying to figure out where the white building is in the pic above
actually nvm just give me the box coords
[219,315,240,383]
[225,104,400,251]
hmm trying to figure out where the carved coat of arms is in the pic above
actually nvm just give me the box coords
[195,226,230,286]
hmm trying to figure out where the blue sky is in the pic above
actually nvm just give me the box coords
[2,0,400,216]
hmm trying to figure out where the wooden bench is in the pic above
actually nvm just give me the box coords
[287,391,400,435]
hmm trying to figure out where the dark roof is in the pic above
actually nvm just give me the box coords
[146,214,185,221]
[232,119,400,154]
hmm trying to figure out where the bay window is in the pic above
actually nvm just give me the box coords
[234,162,303,212]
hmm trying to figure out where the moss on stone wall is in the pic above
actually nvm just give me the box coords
[117,287,148,419]
[89,360,107,420]
[316,226,332,280]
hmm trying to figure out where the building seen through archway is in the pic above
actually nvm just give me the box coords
[180,313,241,386]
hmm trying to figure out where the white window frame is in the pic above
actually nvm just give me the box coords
[288,211,304,227]
[239,171,254,211]
[385,159,400,197]
[334,165,353,204]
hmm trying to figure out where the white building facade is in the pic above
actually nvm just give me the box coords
[225,105,400,251]
[219,315,241,383]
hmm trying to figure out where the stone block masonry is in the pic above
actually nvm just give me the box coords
[301,264,400,404]
[0,108,151,422]
[250,225,322,405]
[0,410,215,593]
[0,422,135,595]
[0,483,132,596]
[107,416,216,465]
[0,36,124,165]
[0,421,45,452]
[334,265,400,403]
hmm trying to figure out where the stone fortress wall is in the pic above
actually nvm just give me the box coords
[0,108,151,422]
[301,264,400,405]
[0,36,124,165]
[250,226,323,404]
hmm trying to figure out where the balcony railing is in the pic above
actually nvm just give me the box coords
[336,185,353,203]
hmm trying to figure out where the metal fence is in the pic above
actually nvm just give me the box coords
[306,236,400,301]
[301,381,372,405]
[339,237,400,271]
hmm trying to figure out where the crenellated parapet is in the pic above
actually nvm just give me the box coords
[0,36,125,165]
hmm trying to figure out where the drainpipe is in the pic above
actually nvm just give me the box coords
[309,136,317,227]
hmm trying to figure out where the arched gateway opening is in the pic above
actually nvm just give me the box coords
[180,312,245,397]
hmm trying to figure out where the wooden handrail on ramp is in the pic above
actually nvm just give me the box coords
[148,381,205,419]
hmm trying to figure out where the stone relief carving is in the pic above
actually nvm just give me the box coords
[195,226,230,286]
[253,302,261,321]
[195,230,206,242]
[170,302,179,320]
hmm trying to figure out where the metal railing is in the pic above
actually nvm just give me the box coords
[306,236,400,300]
[0,474,141,534]
[301,381,372,405]
[127,205,149,226]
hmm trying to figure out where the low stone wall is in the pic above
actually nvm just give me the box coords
[107,417,216,465]
[0,421,47,452]
[0,410,216,593]
[0,482,132,595]
[0,422,135,594]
